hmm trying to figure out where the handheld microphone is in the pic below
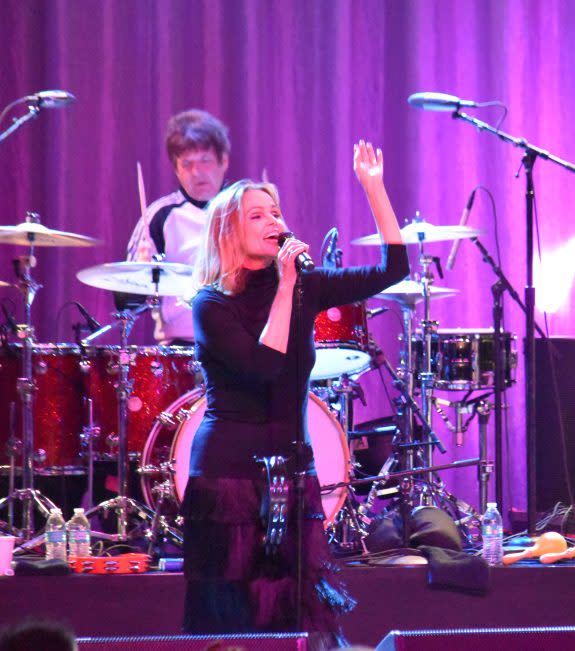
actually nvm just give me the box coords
[278,231,315,272]
[76,302,102,332]
[446,189,477,272]
[25,90,76,109]
[408,92,478,112]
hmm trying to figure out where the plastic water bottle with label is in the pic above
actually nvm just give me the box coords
[45,508,67,561]
[482,502,504,565]
[67,508,91,557]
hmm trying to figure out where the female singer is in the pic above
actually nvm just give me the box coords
[181,141,409,645]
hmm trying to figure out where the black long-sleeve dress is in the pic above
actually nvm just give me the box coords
[181,244,409,636]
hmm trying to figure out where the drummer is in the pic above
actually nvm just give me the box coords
[123,109,231,345]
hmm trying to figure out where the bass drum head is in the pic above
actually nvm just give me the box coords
[167,391,349,527]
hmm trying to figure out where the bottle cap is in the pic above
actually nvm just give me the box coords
[74,508,85,514]
[486,502,497,508]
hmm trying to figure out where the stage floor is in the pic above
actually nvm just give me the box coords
[2,562,575,645]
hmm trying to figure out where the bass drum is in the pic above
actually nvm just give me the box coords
[140,390,349,527]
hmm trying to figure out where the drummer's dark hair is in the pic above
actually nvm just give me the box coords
[166,110,230,165]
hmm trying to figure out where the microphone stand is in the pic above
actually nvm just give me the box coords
[294,270,305,632]
[0,100,40,144]
[470,233,546,530]
[452,110,574,534]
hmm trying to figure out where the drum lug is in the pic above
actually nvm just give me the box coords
[33,448,47,466]
[156,411,178,430]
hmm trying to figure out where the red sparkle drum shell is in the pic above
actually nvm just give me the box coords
[312,302,371,381]
[0,343,84,473]
[140,390,350,527]
[81,345,199,457]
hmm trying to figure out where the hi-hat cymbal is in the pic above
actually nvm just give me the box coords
[374,279,460,306]
[352,221,483,246]
[0,222,100,247]
[77,261,194,296]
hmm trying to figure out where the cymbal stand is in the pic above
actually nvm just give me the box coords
[417,242,441,493]
[397,302,417,472]
[0,215,58,541]
[84,300,158,543]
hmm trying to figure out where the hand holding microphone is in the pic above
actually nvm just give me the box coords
[277,231,315,272]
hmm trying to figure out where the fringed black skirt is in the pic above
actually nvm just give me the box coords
[180,474,355,636]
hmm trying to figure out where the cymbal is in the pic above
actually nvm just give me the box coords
[0,281,11,288]
[352,221,482,246]
[77,261,194,296]
[0,222,100,247]
[374,279,460,306]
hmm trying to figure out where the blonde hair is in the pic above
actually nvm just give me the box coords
[193,179,281,294]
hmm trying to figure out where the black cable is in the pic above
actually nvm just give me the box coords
[54,300,80,342]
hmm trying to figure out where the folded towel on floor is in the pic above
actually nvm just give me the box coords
[14,559,71,576]
[419,545,490,595]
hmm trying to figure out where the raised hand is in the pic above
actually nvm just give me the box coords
[353,139,384,192]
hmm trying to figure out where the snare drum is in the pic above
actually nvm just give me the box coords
[413,328,517,391]
[81,345,199,457]
[0,343,84,473]
[140,390,349,527]
[311,302,371,381]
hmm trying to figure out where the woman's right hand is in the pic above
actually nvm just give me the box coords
[276,236,310,289]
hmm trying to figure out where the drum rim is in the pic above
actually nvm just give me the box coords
[139,389,350,528]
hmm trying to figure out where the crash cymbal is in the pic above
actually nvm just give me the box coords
[0,222,100,247]
[0,281,10,288]
[77,261,194,296]
[352,221,483,246]
[374,279,459,306]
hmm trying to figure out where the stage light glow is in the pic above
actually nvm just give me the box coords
[534,237,575,314]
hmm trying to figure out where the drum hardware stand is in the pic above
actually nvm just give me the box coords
[331,348,447,554]
[327,374,370,554]
[79,398,100,510]
[132,473,184,556]
[0,214,59,543]
[3,402,20,533]
[471,236,545,517]
[417,244,443,492]
[81,269,167,545]
[431,393,494,513]
[396,303,417,471]
[325,455,483,548]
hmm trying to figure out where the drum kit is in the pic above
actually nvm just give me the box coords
[0,210,517,556]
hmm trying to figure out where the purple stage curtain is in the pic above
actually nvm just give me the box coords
[1,0,574,517]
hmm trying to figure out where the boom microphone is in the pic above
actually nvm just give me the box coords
[408,92,478,112]
[446,189,477,272]
[25,90,76,109]
[278,231,315,272]
[76,302,102,332]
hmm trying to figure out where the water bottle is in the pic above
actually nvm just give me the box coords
[45,508,67,561]
[67,508,91,557]
[482,502,504,565]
